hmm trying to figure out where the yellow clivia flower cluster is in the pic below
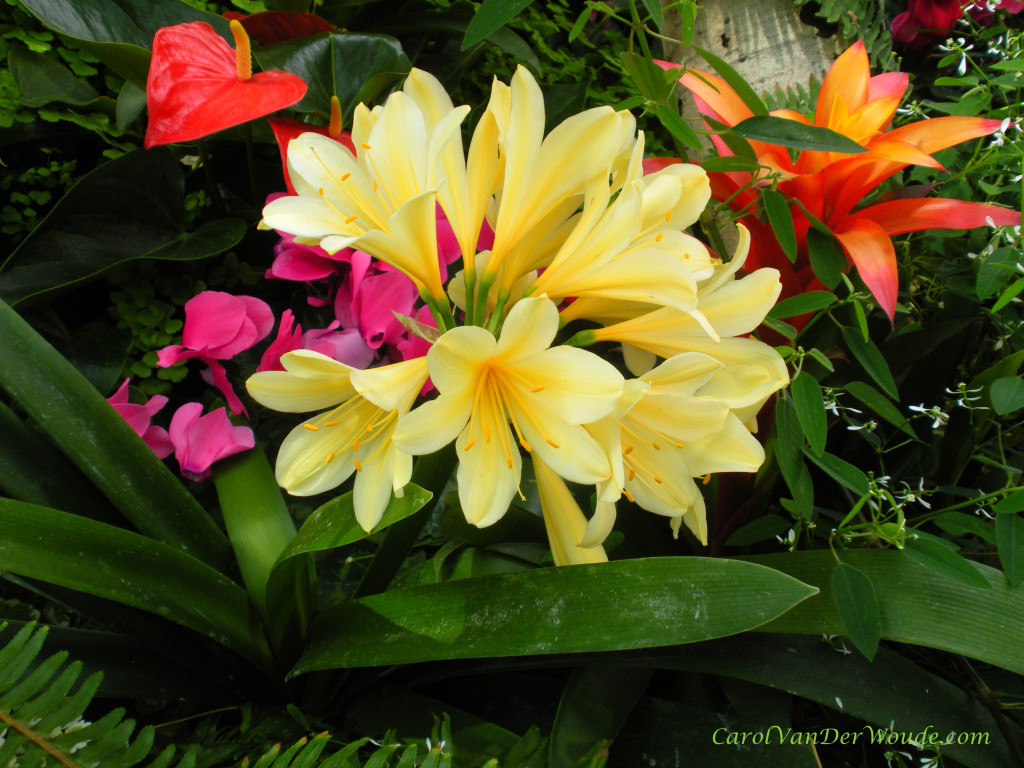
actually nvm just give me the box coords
[248,66,789,565]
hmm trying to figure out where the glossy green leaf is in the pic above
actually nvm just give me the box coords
[693,47,767,116]
[9,47,100,107]
[761,189,797,263]
[841,327,899,400]
[975,246,1018,299]
[640,0,663,29]
[830,562,880,659]
[649,634,1022,768]
[990,375,1024,415]
[773,397,804,488]
[806,228,845,289]
[0,299,231,570]
[0,499,268,669]
[803,451,870,496]
[255,32,409,120]
[462,0,536,49]
[292,558,817,671]
[549,666,651,768]
[933,511,997,544]
[749,550,1024,675]
[790,373,826,457]
[994,490,1024,514]
[997,513,1024,586]
[18,0,226,84]
[903,536,992,590]
[654,105,701,151]
[700,155,762,173]
[992,277,1024,312]
[0,149,245,307]
[844,381,916,438]
[731,116,867,153]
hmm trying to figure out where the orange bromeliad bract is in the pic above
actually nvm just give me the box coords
[663,40,1020,319]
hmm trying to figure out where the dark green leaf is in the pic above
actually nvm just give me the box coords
[779,462,814,521]
[904,536,992,590]
[761,188,797,263]
[933,511,997,544]
[60,322,131,395]
[293,558,817,671]
[255,33,410,120]
[9,47,100,107]
[761,316,797,339]
[749,550,1024,675]
[0,149,245,307]
[804,451,870,496]
[724,514,791,547]
[830,562,880,659]
[0,500,268,668]
[997,513,1024,586]
[0,299,231,570]
[768,291,836,319]
[842,327,899,400]
[806,228,845,290]
[568,7,589,42]
[994,491,1024,514]
[692,47,767,116]
[549,666,650,768]
[462,0,536,49]
[115,79,146,132]
[679,3,696,46]
[700,155,761,173]
[990,375,1024,415]
[618,51,676,104]
[992,277,1024,312]
[654,105,701,150]
[731,116,866,153]
[844,381,916,438]
[773,397,804,487]
[791,373,826,456]
[975,247,1019,299]
[640,0,663,29]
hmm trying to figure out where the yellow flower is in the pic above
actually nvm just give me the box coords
[532,456,609,567]
[246,351,428,531]
[388,296,623,527]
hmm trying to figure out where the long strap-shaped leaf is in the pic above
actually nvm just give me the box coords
[0,499,270,671]
[291,558,818,672]
[747,550,1024,675]
[0,298,231,571]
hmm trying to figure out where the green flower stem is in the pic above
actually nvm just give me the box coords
[352,445,456,599]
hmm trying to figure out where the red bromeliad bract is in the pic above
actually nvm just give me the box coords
[145,21,307,148]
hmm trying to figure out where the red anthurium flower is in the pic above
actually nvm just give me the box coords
[222,10,334,45]
[664,41,1020,320]
[145,21,307,148]
[269,96,356,194]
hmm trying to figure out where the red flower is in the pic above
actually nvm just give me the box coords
[145,21,307,148]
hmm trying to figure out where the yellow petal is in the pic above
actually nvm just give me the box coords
[533,456,609,566]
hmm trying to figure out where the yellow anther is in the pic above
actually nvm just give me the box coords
[628,467,636,481]
[485,426,491,443]
[664,209,673,221]
[341,172,351,181]
[373,180,378,192]
[464,439,476,451]
[318,187,325,196]
[345,215,358,224]
[519,438,532,452]
[702,473,711,485]
[354,458,363,471]
[652,441,661,450]
[623,489,635,503]
[654,476,663,484]
[506,456,513,469]
[324,420,338,427]
[304,424,319,431]
[623,444,634,455]
[326,452,336,464]
[352,436,360,451]
[675,442,684,449]
[655,232,664,242]
[366,424,374,433]
[531,385,545,392]
[546,438,560,448]
[361,143,372,149]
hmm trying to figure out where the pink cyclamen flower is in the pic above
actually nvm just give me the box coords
[106,379,173,458]
[157,291,274,414]
[168,402,254,481]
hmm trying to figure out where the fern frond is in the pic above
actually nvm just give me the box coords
[792,0,896,68]
[0,622,195,768]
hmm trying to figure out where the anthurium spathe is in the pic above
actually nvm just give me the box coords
[389,296,624,528]
[668,40,1021,319]
[247,351,428,530]
[145,21,307,148]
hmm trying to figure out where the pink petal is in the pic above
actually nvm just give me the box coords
[169,403,253,480]
[181,291,250,352]
[353,269,418,349]
[257,309,304,372]
[203,358,247,415]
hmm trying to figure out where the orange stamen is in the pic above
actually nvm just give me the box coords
[229,20,252,82]
[328,95,342,139]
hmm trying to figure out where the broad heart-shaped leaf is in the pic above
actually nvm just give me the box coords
[256,32,409,121]
[830,562,880,659]
[19,0,227,84]
[0,148,244,307]
[747,550,1024,675]
[462,0,536,49]
[731,116,867,154]
[8,47,100,107]
[0,298,232,571]
[990,375,1024,415]
[291,558,817,672]
[0,499,269,670]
